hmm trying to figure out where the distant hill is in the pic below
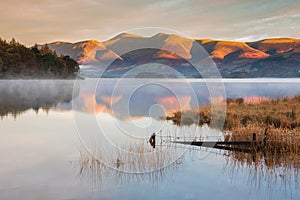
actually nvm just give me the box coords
[0,38,79,79]
[43,33,300,78]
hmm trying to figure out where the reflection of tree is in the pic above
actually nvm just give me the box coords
[0,80,76,118]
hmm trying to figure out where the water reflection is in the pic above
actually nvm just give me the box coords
[76,141,300,199]
[77,148,186,187]
[2,79,300,120]
[1,79,300,199]
[0,80,76,118]
[72,79,205,121]
[224,150,299,194]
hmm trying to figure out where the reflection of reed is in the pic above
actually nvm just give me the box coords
[77,142,186,187]
[224,142,299,193]
[222,126,300,194]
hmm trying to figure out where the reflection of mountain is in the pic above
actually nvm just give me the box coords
[45,34,300,78]
[68,79,210,121]
[0,80,76,117]
[74,91,193,120]
[3,79,300,120]
[0,80,203,119]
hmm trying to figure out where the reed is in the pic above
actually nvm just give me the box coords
[77,141,186,186]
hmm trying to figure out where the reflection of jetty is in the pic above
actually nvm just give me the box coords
[171,132,261,153]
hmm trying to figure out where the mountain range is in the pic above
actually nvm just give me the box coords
[43,33,300,78]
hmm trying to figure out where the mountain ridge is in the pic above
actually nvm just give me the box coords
[42,33,300,78]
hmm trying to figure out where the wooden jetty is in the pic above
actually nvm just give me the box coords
[170,133,268,153]
[172,141,257,153]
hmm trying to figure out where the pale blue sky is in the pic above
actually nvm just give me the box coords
[0,0,299,45]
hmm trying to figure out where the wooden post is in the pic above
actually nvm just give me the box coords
[253,133,256,142]
[149,133,156,149]
[264,128,268,146]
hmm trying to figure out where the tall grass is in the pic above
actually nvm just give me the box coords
[77,141,186,186]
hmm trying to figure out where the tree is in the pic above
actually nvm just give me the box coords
[0,38,79,78]
[0,57,3,71]
[40,44,52,54]
[10,38,17,46]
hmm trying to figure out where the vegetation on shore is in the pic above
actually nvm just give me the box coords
[167,96,300,178]
[167,95,300,130]
[167,95,300,153]
[0,38,79,78]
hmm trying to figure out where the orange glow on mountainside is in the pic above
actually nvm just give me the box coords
[211,41,269,59]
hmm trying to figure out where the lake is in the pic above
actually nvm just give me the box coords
[0,78,299,200]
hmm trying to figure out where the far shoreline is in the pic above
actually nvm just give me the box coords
[2,76,300,82]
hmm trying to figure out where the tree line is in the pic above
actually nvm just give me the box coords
[0,38,79,78]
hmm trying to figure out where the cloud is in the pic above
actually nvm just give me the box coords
[0,0,299,45]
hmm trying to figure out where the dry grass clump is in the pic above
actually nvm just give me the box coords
[224,96,300,130]
[229,126,300,154]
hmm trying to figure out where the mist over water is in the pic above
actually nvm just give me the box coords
[0,80,76,117]
[1,78,300,118]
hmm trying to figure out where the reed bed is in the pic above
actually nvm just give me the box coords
[168,95,300,130]
[77,141,186,186]
[167,96,300,151]
[167,95,300,184]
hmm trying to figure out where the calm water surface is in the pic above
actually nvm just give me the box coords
[0,79,299,200]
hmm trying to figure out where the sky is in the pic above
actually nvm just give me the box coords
[0,0,299,46]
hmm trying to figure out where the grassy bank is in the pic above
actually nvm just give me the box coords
[167,95,300,152]
[167,95,300,130]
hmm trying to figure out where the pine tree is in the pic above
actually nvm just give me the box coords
[10,38,16,46]
[0,58,3,70]
[40,44,52,54]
